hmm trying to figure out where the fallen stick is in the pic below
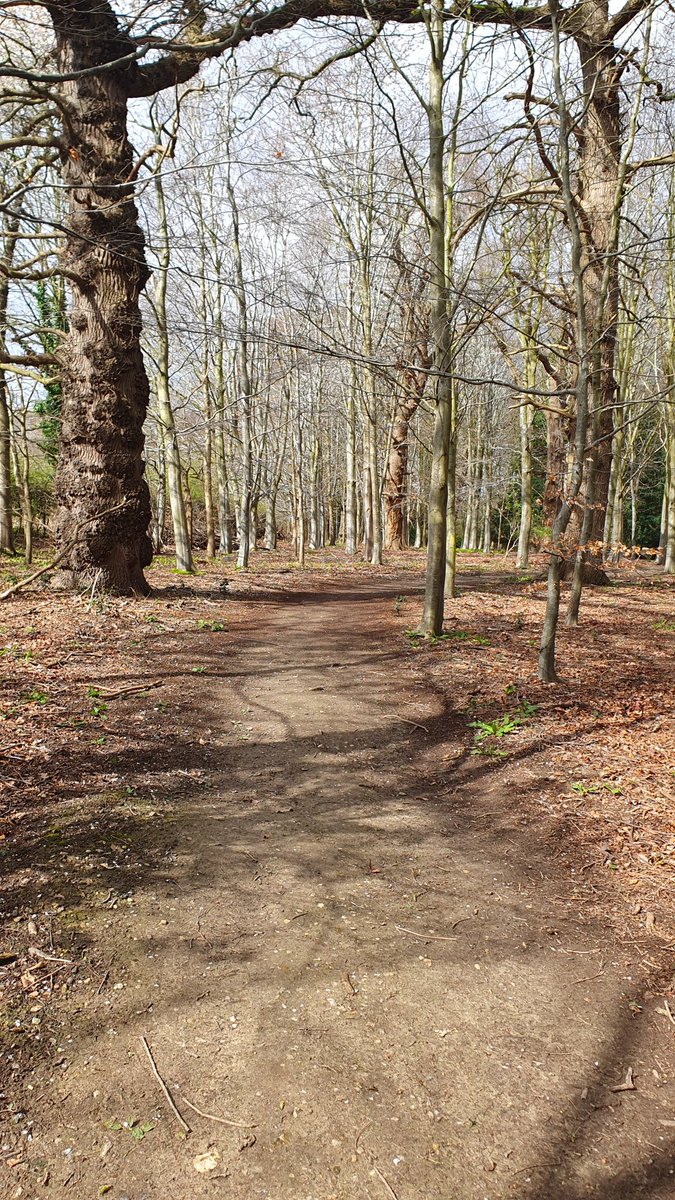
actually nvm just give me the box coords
[657,1000,675,1026]
[97,679,163,701]
[573,963,606,985]
[181,1095,256,1129]
[140,1035,191,1134]
[28,947,73,965]
[394,924,458,942]
[372,1163,400,1200]
[611,1066,636,1093]
[395,716,430,734]
[0,501,129,601]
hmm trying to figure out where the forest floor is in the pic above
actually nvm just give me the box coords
[0,548,674,1200]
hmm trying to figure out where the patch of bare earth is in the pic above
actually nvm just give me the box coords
[1,550,674,1200]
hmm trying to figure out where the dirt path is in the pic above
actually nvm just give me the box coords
[4,573,675,1199]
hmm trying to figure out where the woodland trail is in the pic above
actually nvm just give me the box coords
[5,571,675,1200]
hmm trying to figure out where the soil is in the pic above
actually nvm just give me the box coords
[1,550,674,1200]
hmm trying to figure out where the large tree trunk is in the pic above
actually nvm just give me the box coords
[50,3,152,593]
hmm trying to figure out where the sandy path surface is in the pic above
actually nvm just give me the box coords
[10,576,675,1199]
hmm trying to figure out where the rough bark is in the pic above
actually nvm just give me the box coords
[384,356,428,551]
[384,401,413,551]
[49,1,152,593]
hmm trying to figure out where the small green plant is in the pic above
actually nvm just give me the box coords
[105,1117,155,1142]
[191,665,207,673]
[448,629,491,646]
[469,699,537,755]
[471,712,523,741]
[1,644,32,662]
[404,629,450,646]
[197,619,226,632]
[87,685,108,717]
[571,780,622,797]
[20,688,49,705]
[474,745,508,760]
[654,617,675,633]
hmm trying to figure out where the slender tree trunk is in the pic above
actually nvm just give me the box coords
[445,384,458,597]
[292,406,306,568]
[362,450,373,561]
[308,439,321,550]
[656,476,667,567]
[214,345,232,553]
[539,5,592,681]
[603,414,624,560]
[264,489,278,550]
[224,160,253,571]
[153,165,193,573]
[665,396,675,573]
[9,409,32,564]
[154,431,166,552]
[345,376,357,554]
[156,375,192,570]
[203,445,215,559]
[419,1,454,636]
[0,378,13,555]
[0,216,19,555]
[516,397,533,569]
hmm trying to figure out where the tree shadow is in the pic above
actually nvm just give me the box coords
[1,566,673,1198]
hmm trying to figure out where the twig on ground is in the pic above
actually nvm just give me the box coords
[354,1120,371,1154]
[88,569,102,603]
[97,679,163,701]
[657,1000,675,1026]
[611,1066,636,1093]
[372,1162,400,1200]
[140,1035,191,1134]
[28,947,73,965]
[394,924,458,942]
[395,716,430,733]
[573,963,606,985]
[181,1095,256,1128]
